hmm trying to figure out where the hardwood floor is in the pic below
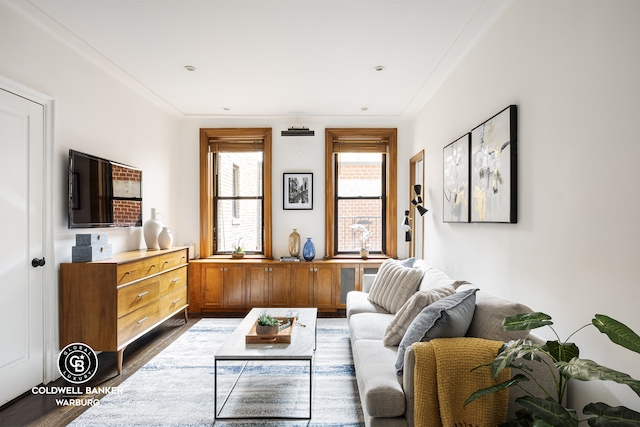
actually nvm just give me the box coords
[0,315,199,427]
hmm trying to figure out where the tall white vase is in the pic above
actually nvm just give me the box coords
[158,227,173,250]
[143,208,163,250]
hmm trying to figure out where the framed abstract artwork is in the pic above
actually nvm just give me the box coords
[283,172,313,210]
[470,105,517,223]
[443,133,470,223]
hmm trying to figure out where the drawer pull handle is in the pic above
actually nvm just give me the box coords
[163,261,169,266]
[136,291,149,298]
[171,298,181,305]
[171,278,180,283]
[124,271,131,276]
[137,317,148,325]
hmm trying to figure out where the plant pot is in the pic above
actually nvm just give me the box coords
[256,324,279,335]
[360,249,369,260]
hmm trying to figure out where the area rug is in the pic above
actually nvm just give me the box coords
[69,318,363,426]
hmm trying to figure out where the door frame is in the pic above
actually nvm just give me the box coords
[0,75,56,383]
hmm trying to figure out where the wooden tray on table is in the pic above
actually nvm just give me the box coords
[245,317,295,344]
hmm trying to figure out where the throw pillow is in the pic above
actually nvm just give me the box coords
[395,288,478,374]
[368,259,424,314]
[382,285,457,347]
[465,291,534,342]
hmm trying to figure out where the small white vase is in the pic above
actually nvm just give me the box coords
[143,208,163,250]
[158,227,173,250]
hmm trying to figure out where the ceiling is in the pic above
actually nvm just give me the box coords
[14,0,506,118]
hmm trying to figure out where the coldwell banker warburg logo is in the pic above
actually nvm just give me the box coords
[58,342,99,384]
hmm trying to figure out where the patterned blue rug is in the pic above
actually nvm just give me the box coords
[69,318,363,426]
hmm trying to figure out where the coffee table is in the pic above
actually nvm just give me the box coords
[214,307,318,420]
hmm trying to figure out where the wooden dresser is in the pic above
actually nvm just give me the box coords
[60,247,189,374]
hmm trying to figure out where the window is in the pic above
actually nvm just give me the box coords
[199,128,272,258]
[325,128,397,258]
[336,153,385,253]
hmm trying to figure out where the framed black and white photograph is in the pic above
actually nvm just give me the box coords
[283,173,313,210]
[470,104,517,223]
[443,133,470,223]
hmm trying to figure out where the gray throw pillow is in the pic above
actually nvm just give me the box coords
[465,291,534,342]
[368,259,424,314]
[382,285,457,347]
[395,288,478,374]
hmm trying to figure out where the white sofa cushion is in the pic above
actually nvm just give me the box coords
[382,285,457,346]
[352,339,405,418]
[368,259,424,314]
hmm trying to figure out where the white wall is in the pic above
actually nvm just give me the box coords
[172,116,413,259]
[0,1,181,375]
[413,0,640,413]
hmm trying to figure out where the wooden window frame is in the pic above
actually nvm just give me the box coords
[325,128,397,259]
[199,128,272,259]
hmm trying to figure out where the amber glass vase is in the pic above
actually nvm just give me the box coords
[288,229,301,257]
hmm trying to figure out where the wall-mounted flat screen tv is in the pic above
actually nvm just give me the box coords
[68,150,143,228]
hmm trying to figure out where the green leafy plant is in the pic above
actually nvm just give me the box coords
[465,312,640,426]
[232,237,244,254]
[257,313,279,327]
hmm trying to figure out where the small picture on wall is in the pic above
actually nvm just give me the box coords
[443,133,470,223]
[283,173,313,210]
[470,104,517,223]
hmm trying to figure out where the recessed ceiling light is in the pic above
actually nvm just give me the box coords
[223,107,231,111]
[374,65,385,72]
[361,107,369,111]
[184,65,196,71]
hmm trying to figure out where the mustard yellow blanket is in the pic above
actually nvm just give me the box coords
[413,337,510,427]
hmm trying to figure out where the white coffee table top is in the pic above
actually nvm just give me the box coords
[215,308,318,361]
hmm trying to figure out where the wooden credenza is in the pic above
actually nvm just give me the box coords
[59,247,189,374]
[188,258,381,313]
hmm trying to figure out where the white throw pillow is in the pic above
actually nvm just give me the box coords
[367,259,424,314]
[382,285,457,346]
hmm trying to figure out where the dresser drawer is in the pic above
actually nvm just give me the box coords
[117,278,160,318]
[117,256,160,285]
[159,286,187,318]
[159,266,187,295]
[158,249,188,272]
[117,302,159,346]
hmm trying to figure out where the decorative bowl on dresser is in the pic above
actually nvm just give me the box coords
[59,247,189,374]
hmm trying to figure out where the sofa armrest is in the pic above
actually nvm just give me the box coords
[362,274,376,293]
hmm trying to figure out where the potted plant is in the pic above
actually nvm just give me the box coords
[350,224,372,259]
[231,237,245,258]
[256,313,279,336]
[465,312,640,426]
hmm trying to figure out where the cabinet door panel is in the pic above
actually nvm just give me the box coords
[268,265,290,307]
[223,265,245,309]
[290,265,313,307]
[247,266,268,307]
[314,265,335,310]
[203,265,224,309]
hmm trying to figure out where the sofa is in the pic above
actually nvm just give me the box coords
[346,258,558,427]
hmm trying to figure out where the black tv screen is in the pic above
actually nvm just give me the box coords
[68,150,143,228]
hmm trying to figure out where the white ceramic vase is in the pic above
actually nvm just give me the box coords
[143,208,163,250]
[158,227,173,250]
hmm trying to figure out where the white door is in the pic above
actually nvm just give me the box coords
[0,88,45,406]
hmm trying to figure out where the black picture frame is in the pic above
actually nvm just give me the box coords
[283,173,313,210]
[470,104,517,223]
